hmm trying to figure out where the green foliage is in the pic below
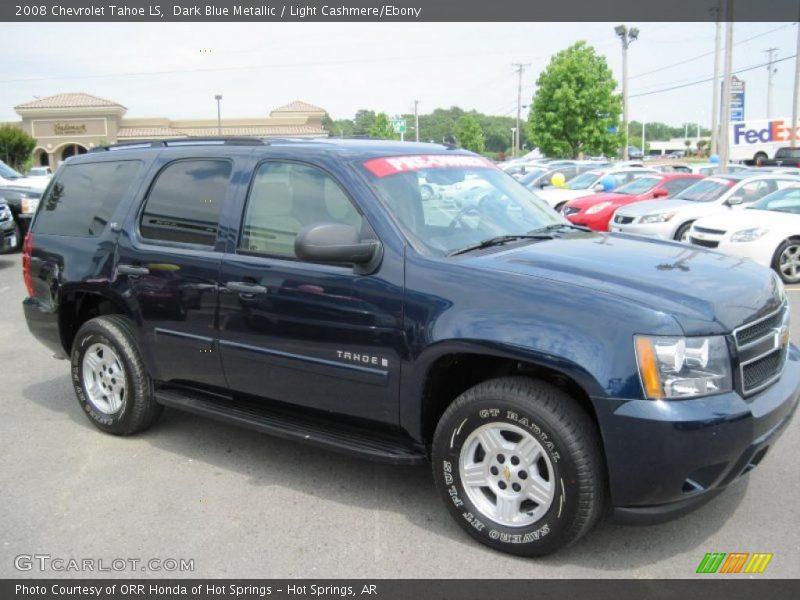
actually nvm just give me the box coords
[629,121,711,141]
[527,41,622,158]
[455,114,485,153]
[354,110,377,135]
[0,125,36,170]
[369,113,397,140]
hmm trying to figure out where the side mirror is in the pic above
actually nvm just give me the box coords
[726,195,744,206]
[652,188,669,198]
[295,223,382,273]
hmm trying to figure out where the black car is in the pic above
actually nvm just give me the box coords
[0,185,42,251]
[22,138,799,557]
[0,199,17,252]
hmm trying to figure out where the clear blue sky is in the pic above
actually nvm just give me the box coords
[1,22,797,127]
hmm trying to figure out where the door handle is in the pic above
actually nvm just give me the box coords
[117,264,150,276]
[226,281,268,295]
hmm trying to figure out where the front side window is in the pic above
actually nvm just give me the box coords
[613,175,659,195]
[239,162,363,258]
[362,154,563,257]
[34,160,141,237]
[140,159,231,246]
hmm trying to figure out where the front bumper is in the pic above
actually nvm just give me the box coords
[0,219,16,251]
[567,211,613,232]
[609,220,675,239]
[594,343,800,525]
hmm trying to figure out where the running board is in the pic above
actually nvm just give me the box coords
[155,389,427,465]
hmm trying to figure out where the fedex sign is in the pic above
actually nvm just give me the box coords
[733,119,800,145]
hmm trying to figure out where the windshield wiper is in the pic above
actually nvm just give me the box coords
[528,223,590,234]
[447,234,554,257]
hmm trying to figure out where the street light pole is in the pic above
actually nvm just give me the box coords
[512,63,530,158]
[790,21,800,149]
[215,94,223,136]
[615,25,639,161]
[414,99,420,142]
[710,3,722,156]
[719,1,734,172]
[765,47,778,119]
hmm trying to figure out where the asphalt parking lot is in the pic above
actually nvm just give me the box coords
[0,251,797,579]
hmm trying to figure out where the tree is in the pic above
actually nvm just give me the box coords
[455,114,485,153]
[353,110,377,135]
[0,125,36,170]
[369,113,397,139]
[527,41,622,158]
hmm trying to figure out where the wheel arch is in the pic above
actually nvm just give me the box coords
[58,288,135,355]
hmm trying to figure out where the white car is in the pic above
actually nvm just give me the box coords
[26,166,52,178]
[535,167,657,210]
[611,173,800,242]
[689,186,800,283]
[0,161,49,191]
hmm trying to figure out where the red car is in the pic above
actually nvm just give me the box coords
[562,173,705,231]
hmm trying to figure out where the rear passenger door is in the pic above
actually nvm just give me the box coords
[216,160,404,425]
[115,155,241,389]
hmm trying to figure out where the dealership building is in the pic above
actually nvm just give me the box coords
[5,93,329,168]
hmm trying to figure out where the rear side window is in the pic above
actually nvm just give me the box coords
[34,160,141,237]
[140,159,231,246]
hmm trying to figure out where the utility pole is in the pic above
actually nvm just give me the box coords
[512,63,530,158]
[710,1,722,156]
[615,25,639,161]
[791,21,800,149]
[765,47,778,119]
[719,0,734,172]
[214,94,223,136]
[413,100,420,142]
[641,112,646,155]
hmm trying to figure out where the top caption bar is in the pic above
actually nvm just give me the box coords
[3,0,800,22]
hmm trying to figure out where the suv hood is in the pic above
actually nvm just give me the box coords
[464,231,783,334]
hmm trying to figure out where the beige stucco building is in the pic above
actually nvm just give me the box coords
[7,93,329,168]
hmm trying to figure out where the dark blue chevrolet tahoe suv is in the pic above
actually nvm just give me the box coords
[22,138,798,556]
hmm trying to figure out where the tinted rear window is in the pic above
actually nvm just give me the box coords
[34,161,141,237]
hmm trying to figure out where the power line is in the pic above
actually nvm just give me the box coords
[630,53,796,98]
[629,24,789,81]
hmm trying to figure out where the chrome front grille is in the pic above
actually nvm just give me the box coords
[734,304,789,396]
[693,225,726,235]
[614,215,634,224]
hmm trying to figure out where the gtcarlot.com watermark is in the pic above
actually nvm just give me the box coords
[14,554,194,573]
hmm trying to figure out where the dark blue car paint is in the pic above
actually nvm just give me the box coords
[22,140,799,521]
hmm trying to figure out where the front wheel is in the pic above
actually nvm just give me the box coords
[674,221,694,243]
[432,377,606,556]
[773,239,800,284]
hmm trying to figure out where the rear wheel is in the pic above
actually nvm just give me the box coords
[773,239,800,284]
[432,376,606,556]
[71,315,162,435]
[674,221,694,243]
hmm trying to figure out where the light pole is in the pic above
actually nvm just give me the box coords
[710,4,722,156]
[615,25,639,161]
[214,94,223,136]
[719,0,734,172]
[512,63,530,158]
[510,128,517,156]
[791,20,800,149]
[765,47,778,119]
[414,99,420,142]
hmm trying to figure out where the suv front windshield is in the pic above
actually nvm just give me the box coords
[565,171,601,190]
[676,178,731,202]
[614,176,659,195]
[362,155,564,257]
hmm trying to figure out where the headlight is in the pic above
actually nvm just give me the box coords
[730,227,768,242]
[585,201,613,215]
[21,196,39,214]
[639,212,676,224]
[634,335,732,399]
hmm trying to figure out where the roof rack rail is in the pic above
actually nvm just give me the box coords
[89,137,268,153]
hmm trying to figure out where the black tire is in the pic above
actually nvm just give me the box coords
[754,151,768,162]
[674,221,694,242]
[432,376,606,557]
[70,315,162,435]
[772,239,800,284]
